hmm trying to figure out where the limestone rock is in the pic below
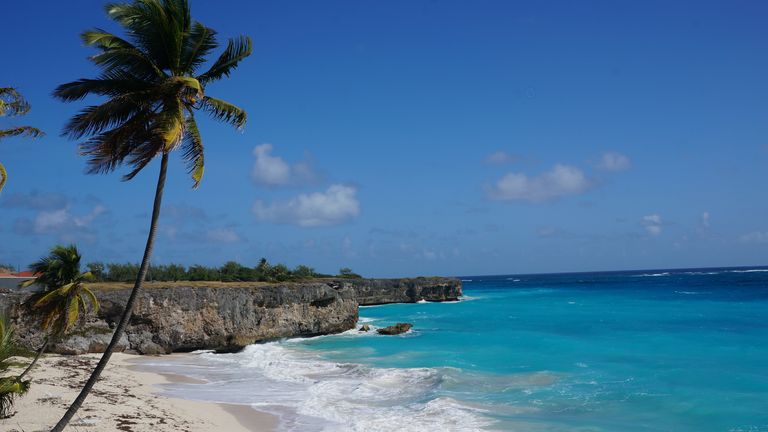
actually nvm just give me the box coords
[377,323,413,335]
[1,277,460,354]
[51,331,129,355]
[328,277,462,305]
[3,283,358,354]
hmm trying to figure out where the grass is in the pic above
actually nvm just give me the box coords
[84,276,456,291]
[86,280,275,290]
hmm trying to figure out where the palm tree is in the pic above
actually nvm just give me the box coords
[0,87,44,192]
[0,312,31,419]
[17,245,100,382]
[0,246,99,418]
[51,1,251,429]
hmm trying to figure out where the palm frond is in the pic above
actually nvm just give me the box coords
[200,96,247,129]
[153,96,185,150]
[26,245,81,290]
[0,377,30,418]
[90,47,166,80]
[106,1,172,70]
[32,289,62,309]
[82,28,164,78]
[121,138,164,181]
[78,112,155,176]
[180,114,204,188]
[54,77,151,102]
[62,94,150,140]
[82,28,138,51]
[181,22,218,73]
[41,308,60,332]
[66,299,80,332]
[196,35,252,85]
[0,88,30,117]
[106,0,188,74]
[0,163,6,193]
[0,313,14,363]
[0,126,44,140]
[82,288,100,314]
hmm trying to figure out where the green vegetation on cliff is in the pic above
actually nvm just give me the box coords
[85,259,360,283]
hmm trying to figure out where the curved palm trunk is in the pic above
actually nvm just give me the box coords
[52,152,170,432]
[17,336,49,381]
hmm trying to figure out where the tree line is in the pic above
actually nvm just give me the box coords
[84,259,362,283]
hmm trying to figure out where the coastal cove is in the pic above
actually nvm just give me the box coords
[1,1,764,430]
[135,267,768,432]
[2,269,768,431]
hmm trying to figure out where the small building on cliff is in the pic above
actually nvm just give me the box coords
[0,271,36,291]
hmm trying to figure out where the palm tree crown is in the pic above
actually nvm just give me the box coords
[21,245,99,336]
[53,0,252,187]
[0,87,44,192]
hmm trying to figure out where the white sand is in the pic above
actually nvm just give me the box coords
[1,352,278,431]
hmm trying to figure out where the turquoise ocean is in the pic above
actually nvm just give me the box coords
[145,267,768,431]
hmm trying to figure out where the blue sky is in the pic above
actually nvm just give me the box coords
[2,0,768,277]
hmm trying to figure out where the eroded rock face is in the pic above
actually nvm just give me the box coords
[0,277,460,355]
[328,277,462,305]
[3,283,358,354]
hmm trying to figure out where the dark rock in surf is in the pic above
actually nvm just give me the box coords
[377,323,412,335]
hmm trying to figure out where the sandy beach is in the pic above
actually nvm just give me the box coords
[1,353,278,432]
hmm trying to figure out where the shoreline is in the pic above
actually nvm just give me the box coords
[1,352,278,431]
[126,353,281,431]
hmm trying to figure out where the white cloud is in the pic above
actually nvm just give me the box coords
[252,144,290,185]
[251,143,318,186]
[253,184,360,227]
[35,209,70,233]
[34,205,106,234]
[645,225,662,236]
[700,211,710,228]
[206,228,241,243]
[536,227,559,238]
[422,250,438,260]
[74,205,106,227]
[643,214,661,224]
[739,231,768,244]
[488,164,592,202]
[485,151,517,165]
[641,214,662,236]
[597,152,631,172]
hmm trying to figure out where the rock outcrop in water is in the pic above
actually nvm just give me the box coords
[0,277,460,355]
[377,323,413,335]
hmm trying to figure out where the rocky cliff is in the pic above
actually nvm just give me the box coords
[0,277,460,355]
[329,277,462,305]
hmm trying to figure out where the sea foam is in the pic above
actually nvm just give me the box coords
[155,342,492,431]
